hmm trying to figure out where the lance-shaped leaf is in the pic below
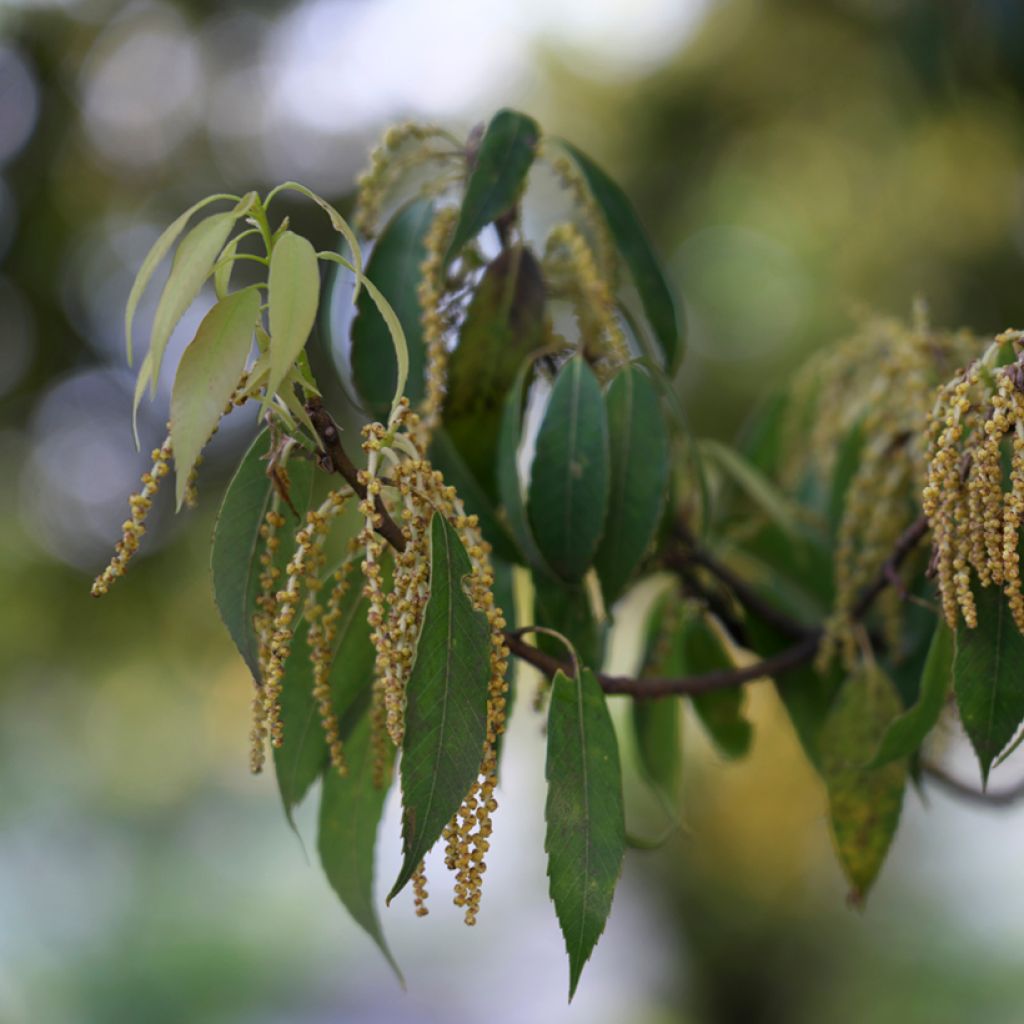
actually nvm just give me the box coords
[593,365,669,606]
[954,585,1024,784]
[349,198,435,420]
[274,576,376,819]
[528,357,610,583]
[388,514,492,902]
[319,712,402,981]
[446,108,540,264]
[559,141,681,371]
[545,667,625,1002]
[125,192,238,366]
[147,209,239,398]
[445,246,546,502]
[871,621,953,768]
[170,287,261,509]
[268,231,320,398]
[821,666,907,903]
[210,431,314,679]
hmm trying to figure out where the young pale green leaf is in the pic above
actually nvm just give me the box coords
[210,431,315,679]
[821,666,907,903]
[545,667,625,1002]
[169,287,261,509]
[593,365,669,606]
[497,358,550,571]
[559,141,681,372]
[871,621,953,768]
[319,712,403,982]
[349,198,435,420]
[125,192,238,367]
[268,231,320,399]
[273,574,376,819]
[445,246,546,503]
[148,210,239,398]
[446,108,540,264]
[388,513,493,903]
[954,585,1024,785]
[527,356,610,583]
[683,617,753,760]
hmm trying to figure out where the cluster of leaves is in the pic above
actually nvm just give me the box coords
[103,106,1024,1000]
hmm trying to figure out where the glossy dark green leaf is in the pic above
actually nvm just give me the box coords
[532,571,605,671]
[210,431,315,679]
[446,108,540,264]
[560,141,681,371]
[349,198,435,419]
[429,425,518,564]
[821,666,907,903]
[444,246,546,502]
[871,621,953,768]
[683,617,752,760]
[273,575,376,818]
[954,585,1024,784]
[593,365,669,606]
[389,514,493,902]
[527,357,610,583]
[319,712,402,981]
[545,668,625,1002]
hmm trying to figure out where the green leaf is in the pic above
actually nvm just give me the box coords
[532,572,605,671]
[388,513,493,903]
[559,142,681,371]
[545,667,625,1001]
[319,712,402,981]
[170,287,261,509]
[527,356,610,583]
[632,698,681,800]
[125,192,238,367]
[210,431,315,679]
[593,365,669,606]
[871,621,953,768]
[683,617,752,760]
[821,666,907,903]
[273,573,376,819]
[428,426,519,564]
[268,231,320,398]
[349,198,435,420]
[446,108,540,264]
[148,210,239,398]
[444,245,546,502]
[954,585,1024,784]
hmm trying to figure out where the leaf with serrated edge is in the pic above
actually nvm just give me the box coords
[125,192,238,367]
[267,231,320,399]
[545,667,625,1001]
[170,287,261,509]
[593,365,669,606]
[446,108,540,264]
[954,585,1024,784]
[388,513,492,902]
[319,712,403,982]
[821,666,907,903]
[349,198,435,419]
[527,356,610,583]
[559,141,681,371]
[871,621,952,767]
[210,431,314,679]
[148,210,239,398]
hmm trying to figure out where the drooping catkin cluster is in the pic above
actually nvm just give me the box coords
[922,332,1024,633]
[785,309,979,670]
[355,400,510,923]
[542,221,629,382]
[354,122,460,238]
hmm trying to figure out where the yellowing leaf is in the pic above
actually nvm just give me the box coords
[267,231,320,399]
[169,287,261,508]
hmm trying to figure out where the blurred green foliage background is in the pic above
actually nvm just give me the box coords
[4,1,1024,1021]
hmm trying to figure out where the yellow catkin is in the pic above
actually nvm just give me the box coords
[91,433,173,597]
[411,860,430,918]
